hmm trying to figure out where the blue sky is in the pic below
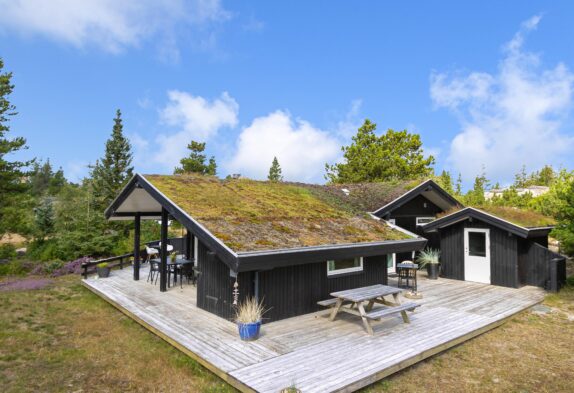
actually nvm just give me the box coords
[1,1,574,187]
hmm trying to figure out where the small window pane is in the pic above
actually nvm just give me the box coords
[332,258,359,270]
[387,254,394,268]
[327,257,363,275]
[468,232,486,257]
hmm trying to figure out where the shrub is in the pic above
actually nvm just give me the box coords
[97,262,109,268]
[0,243,17,259]
[43,260,64,274]
[0,260,29,276]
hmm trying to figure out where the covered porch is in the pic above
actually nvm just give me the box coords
[82,265,545,393]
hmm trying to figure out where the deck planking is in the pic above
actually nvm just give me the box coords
[83,266,544,393]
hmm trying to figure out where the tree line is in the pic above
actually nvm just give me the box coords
[1,57,573,264]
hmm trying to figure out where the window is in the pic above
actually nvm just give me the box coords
[416,217,435,226]
[468,231,487,257]
[327,257,363,276]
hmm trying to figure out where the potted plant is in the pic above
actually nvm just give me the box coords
[97,262,111,278]
[235,297,266,341]
[170,252,177,263]
[416,248,440,280]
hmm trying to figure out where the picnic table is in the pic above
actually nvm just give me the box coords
[324,284,420,335]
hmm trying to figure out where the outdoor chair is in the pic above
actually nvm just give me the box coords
[177,263,195,288]
[145,245,159,263]
[158,242,174,253]
[147,259,160,285]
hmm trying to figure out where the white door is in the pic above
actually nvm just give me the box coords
[464,228,490,284]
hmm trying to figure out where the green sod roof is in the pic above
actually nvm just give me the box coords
[439,205,555,228]
[144,174,412,252]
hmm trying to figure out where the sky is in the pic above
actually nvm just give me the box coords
[1,1,574,188]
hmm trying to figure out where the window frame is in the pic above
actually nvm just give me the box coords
[416,216,435,226]
[326,256,364,276]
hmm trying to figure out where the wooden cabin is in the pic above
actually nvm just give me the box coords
[104,174,566,324]
[104,174,427,323]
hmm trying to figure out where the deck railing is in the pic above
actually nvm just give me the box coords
[81,253,134,279]
[80,236,186,279]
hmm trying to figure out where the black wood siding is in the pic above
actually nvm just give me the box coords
[437,220,519,288]
[518,239,557,287]
[196,240,253,320]
[390,195,443,262]
[258,255,388,323]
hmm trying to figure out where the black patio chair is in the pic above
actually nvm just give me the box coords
[177,263,195,288]
[147,259,160,285]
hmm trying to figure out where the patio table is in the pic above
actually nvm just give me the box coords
[329,284,403,334]
[166,258,194,287]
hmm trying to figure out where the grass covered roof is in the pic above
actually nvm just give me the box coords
[439,205,556,228]
[144,174,412,252]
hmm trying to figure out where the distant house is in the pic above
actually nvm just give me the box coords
[104,174,566,323]
[484,185,550,200]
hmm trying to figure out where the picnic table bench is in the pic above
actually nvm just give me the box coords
[318,284,420,335]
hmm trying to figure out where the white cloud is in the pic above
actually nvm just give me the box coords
[335,99,363,138]
[430,15,574,184]
[227,111,341,183]
[0,0,230,54]
[150,90,238,169]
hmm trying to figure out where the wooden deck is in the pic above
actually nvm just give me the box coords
[82,266,544,393]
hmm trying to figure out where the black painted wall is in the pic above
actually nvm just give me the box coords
[196,240,253,320]
[437,219,519,288]
[390,195,443,262]
[258,255,388,323]
[518,239,557,288]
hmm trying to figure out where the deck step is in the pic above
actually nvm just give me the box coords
[365,302,420,320]
[317,298,339,307]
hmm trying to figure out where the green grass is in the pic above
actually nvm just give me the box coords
[0,275,237,393]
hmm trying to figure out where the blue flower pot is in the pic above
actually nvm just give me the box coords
[238,321,261,341]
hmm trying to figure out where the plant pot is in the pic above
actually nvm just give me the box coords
[426,264,439,280]
[97,266,111,278]
[237,321,261,341]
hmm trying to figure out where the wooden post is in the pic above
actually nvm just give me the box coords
[185,230,192,260]
[133,212,141,281]
[160,208,168,292]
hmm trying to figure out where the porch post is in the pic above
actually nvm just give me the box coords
[133,212,141,281]
[185,230,192,260]
[160,208,168,292]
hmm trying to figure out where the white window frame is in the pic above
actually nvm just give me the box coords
[194,236,199,262]
[416,216,435,226]
[387,253,397,273]
[327,257,363,276]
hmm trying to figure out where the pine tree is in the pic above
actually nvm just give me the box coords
[465,169,489,206]
[325,119,434,183]
[268,156,283,182]
[455,173,463,196]
[436,170,454,194]
[33,197,55,241]
[0,58,32,235]
[91,109,133,209]
[174,141,217,175]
